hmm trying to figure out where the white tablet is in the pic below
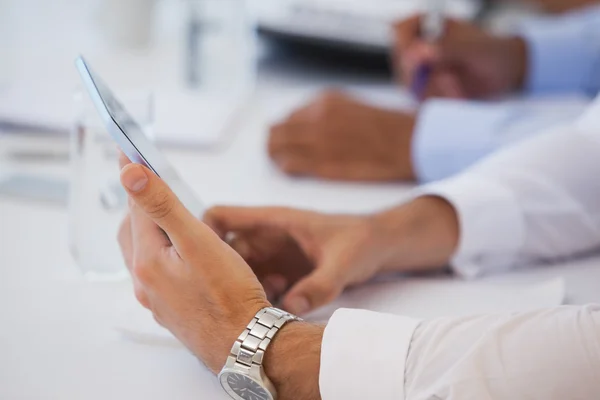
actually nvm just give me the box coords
[75,56,204,217]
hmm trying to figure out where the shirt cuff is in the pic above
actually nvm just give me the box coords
[417,173,525,278]
[320,309,420,400]
[521,15,600,94]
[412,99,513,184]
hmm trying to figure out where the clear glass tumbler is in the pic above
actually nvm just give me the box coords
[185,0,257,95]
[68,91,154,280]
[0,0,15,90]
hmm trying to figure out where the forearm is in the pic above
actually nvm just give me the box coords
[370,196,459,274]
[534,0,600,13]
[264,323,324,400]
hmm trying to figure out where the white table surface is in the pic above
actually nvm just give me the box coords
[0,84,421,399]
[2,91,600,399]
[2,1,600,399]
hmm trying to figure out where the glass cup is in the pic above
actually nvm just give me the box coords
[68,91,154,281]
[185,0,257,95]
[0,0,15,90]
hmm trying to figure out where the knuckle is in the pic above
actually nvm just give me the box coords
[312,277,337,298]
[279,159,300,174]
[318,90,343,103]
[152,313,164,327]
[316,91,344,113]
[145,190,174,220]
[203,206,219,222]
[134,287,150,309]
[270,122,287,137]
[132,260,155,285]
[268,139,286,158]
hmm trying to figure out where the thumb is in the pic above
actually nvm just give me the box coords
[393,14,422,51]
[282,260,345,315]
[120,163,199,252]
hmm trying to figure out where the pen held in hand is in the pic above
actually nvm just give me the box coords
[412,64,432,100]
[411,0,445,99]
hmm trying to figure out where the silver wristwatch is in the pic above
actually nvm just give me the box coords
[218,307,301,400]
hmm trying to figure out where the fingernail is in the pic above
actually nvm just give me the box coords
[121,165,148,192]
[288,297,310,315]
[235,240,252,259]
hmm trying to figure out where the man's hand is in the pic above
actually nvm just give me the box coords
[117,159,271,374]
[117,154,324,399]
[204,197,459,316]
[269,91,417,182]
[531,0,600,13]
[393,16,528,100]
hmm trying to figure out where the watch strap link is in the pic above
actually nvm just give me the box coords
[228,307,301,369]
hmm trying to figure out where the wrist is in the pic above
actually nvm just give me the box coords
[502,36,529,91]
[213,300,272,374]
[370,196,459,273]
[263,322,324,400]
[378,110,417,181]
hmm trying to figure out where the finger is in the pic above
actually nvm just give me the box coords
[269,125,318,176]
[262,274,288,303]
[133,280,151,310]
[117,213,152,310]
[204,206,310,236]
[130,199,172,261]
[313,162,392,182]
[285,102,315,123]
[425,70,466,99]
[120,163,208,255]
[282,267,344,315]
[403,43,439,89]
[128,202,173,292]
[392,15,422,86]
[272,153,316,176]
[433,37,481,66]
[268,123,316,157]
[227,234,254,260]
[393,14,422,51]
[119,151,132,170]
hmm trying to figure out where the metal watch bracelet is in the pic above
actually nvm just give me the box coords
[227,307,302,370]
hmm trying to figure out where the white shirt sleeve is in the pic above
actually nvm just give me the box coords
[418,94,600,278]
[319,306,600,400]
[404,305,600,399]
[320,309,420,400]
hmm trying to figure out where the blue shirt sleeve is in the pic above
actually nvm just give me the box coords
[521,5,600,96]
[413,98,588,183]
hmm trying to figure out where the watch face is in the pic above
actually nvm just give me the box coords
[220,372,273,400]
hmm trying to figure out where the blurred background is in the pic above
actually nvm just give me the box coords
[0,0,545,220]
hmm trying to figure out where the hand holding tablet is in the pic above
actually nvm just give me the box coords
[75,56,204,218]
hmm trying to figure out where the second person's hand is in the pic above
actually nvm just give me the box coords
[204,197,460,316]
[269,91,417,182]
[393,16,528,100]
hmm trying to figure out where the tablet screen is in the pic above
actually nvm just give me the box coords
[77,57,176,181]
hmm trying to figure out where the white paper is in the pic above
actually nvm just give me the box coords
[116,277,565,348]
[151,91,251,148]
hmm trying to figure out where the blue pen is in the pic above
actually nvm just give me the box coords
[412,0,445,99]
